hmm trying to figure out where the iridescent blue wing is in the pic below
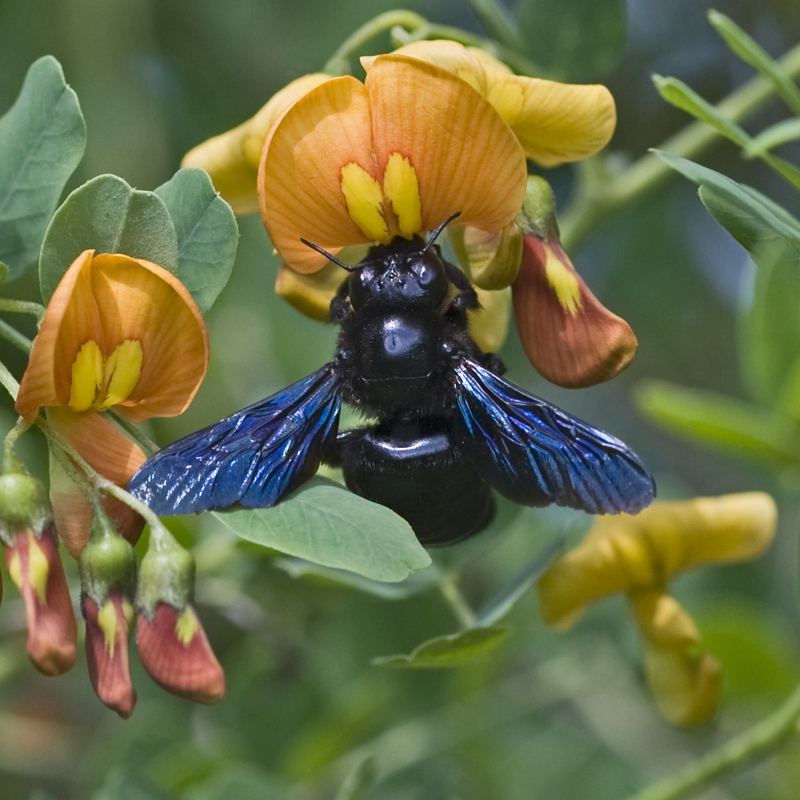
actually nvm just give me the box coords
[453,359,655,515]
[127,364,341,515]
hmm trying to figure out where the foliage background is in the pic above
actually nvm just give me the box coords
[1,0,800,798]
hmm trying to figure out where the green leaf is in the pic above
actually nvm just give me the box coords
[0,56,86,282]
[653,75,749,147]
[373,625,511,669]
[39,174,179,302]
[740,242,800,417]
[215,477,431,582]
[154,168,238,313]
[636,379,800,469]
[744,118,800,158]
[518,0,626,82]
[335,756,379,800]
[708,10,800,116]
[187,767,293,800]
[477,534,565,627]
[276,557,441,599]
[0,262,7,284]
[653,150,800,250]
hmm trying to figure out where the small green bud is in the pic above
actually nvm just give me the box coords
[517,176,558,240]
[0,472,53,545]
[136,532,195,618]
[79,510,137,603]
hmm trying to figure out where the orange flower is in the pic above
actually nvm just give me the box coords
[15,250,209,555]
[362,40,616,167]
[258,54,527,274]
[538,493,777,726]
[182,73,330,214]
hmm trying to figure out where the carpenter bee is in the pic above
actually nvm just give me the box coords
[128,216,655,546]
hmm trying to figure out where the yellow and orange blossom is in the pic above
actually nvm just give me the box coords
[538,493,777,726]
[258,54,528,274]
[16,250,209,555]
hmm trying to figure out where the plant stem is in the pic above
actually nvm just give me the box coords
[108,409,158,456]
[0,317,32,354]
[559,39,800,251]
[324,10,429,74]
[439,571,479,629]
[464,0,519,49]
[0,360,19,400]
[626,683,800,800]
[0,298,45,322]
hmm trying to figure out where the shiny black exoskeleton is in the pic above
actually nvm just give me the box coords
[128,225,655,546]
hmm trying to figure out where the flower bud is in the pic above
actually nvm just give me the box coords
[79,511,137,717]
[0,471,76,675]
[135,534,224,704]
[514,176,638,388]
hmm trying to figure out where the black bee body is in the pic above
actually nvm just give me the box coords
[128,232,655,547]
[327,237,498,544]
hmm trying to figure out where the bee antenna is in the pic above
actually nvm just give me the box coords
[300,239,356,272]
[421,211,462,254]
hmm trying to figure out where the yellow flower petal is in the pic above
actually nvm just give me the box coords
[503,78,616,166]
[383,152,422,237]
[449,222,522,291]
[274,260,350,321]
[537,494,777,630]
[467,286,511,354]
[365,41,616,167]
[537,520,659,629]
[182,73,329,214]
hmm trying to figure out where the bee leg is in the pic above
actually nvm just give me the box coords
[329,278,353,323]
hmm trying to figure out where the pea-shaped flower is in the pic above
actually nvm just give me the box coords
[537,493,777,726]
[15,250,209,555]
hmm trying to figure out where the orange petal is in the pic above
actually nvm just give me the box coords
[137,603,225,704]
[48,409,145,558]
[259,75,376,273]
[5,528,77,675]
[513,235,637,388]
[87,254,208,421]
[182,73,329,215]
[368,55,526,237]
[16,250,97,420]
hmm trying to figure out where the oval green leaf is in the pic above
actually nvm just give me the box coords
[39,174,179,302]
[373,626,511,669]
[335,756,378,800]
[636,379,800,469]
[154,168,238,313]
[0,56,86,282]
[214,477,431,582]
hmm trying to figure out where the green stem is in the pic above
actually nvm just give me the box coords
[439,571,479,629]
[0,298,45,322]
[323,10,429,74]
[559,38,800,251]
[0,360,19,401]
[2,417,32,472]
[108,409,158,456]
[0,317,32,354]
[626,683,800,800]
[464,0,519,49]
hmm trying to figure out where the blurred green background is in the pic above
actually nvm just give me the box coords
[2,0,800,798]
